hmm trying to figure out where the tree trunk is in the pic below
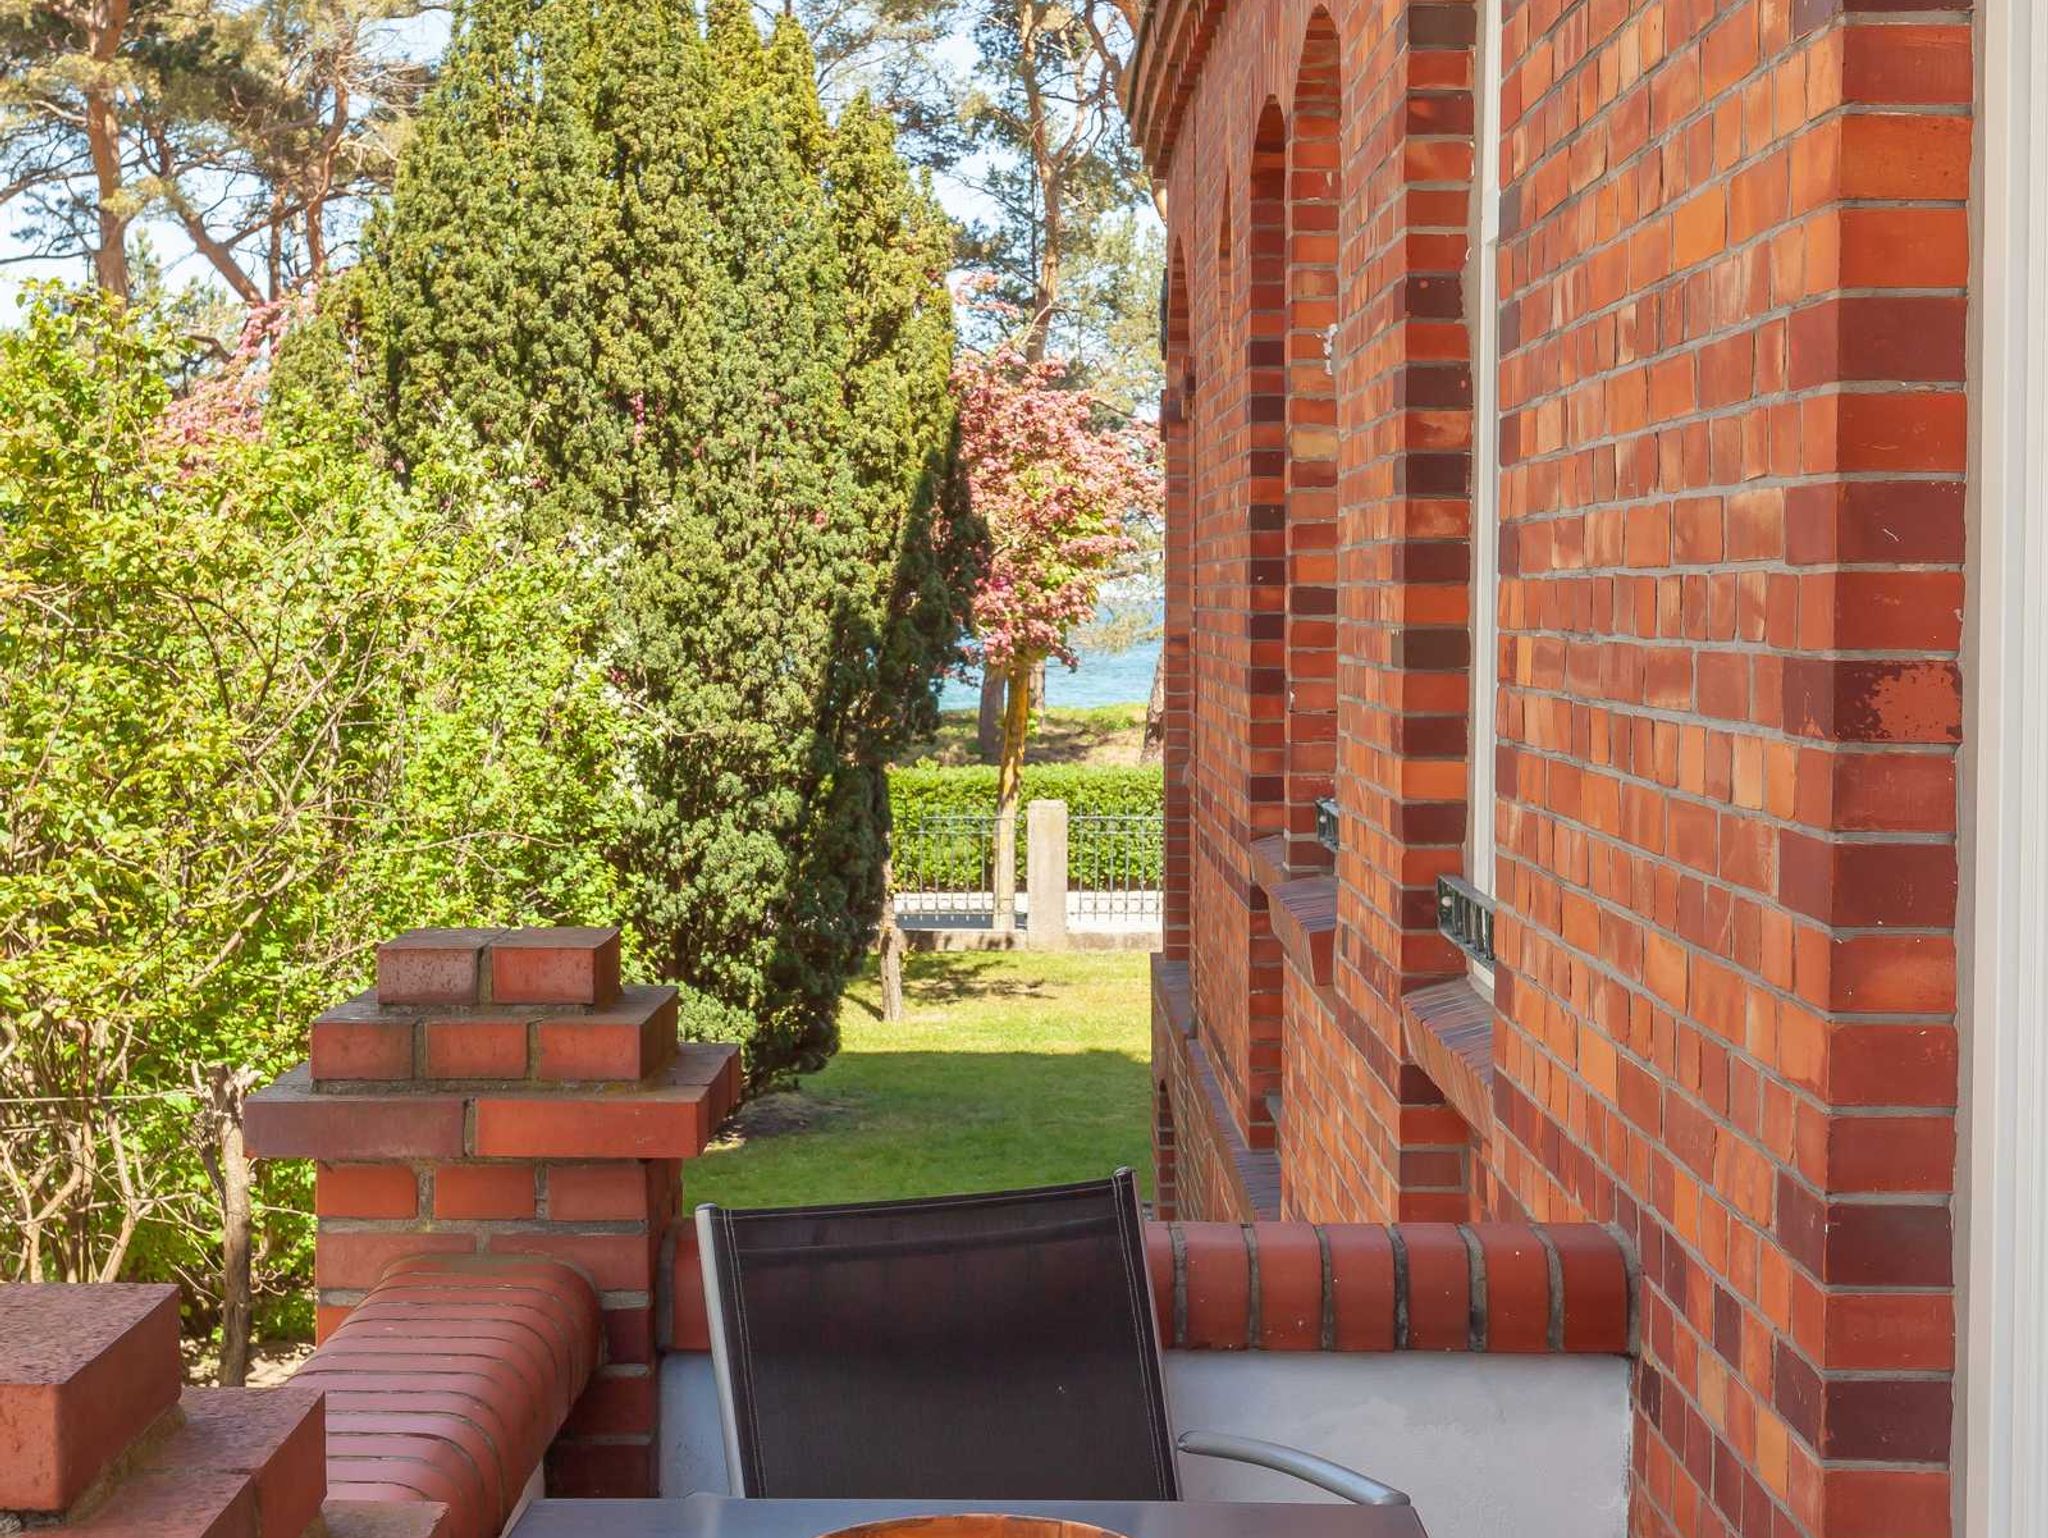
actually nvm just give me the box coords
[880,888,905,1023]
[879,858,905,1022]
[977,671,1006,760]
[1031,171,1063,362]
[202,1068,255,1388]
[85,82,129,298]
[173,200,262,304]
[1030,658,1047,712]
[1140,648,1166,764]
[992,656,1035,933]
[1017,0,1061,364]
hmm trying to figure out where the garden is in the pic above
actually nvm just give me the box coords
[686,951,1153,1209]
[0,0,1163,1376]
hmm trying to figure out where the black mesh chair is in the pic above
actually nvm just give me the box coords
[695,1170,1409,1507]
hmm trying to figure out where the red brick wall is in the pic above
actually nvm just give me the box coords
[1134,0,1968,1532]
[1151,0,1488,1223]
[1486,0,1969,1530]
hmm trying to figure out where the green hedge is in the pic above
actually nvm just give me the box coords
[887,765,1164,889]
[889,763,1163,822]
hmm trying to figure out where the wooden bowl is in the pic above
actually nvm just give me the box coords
[821,1519,1130,1538]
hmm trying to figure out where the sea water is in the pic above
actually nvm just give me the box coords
[936,635,1161,712]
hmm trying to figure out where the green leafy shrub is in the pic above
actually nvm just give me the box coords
[888,765,1164,887]
[889,764,1164,821]
[0,288,636,1324]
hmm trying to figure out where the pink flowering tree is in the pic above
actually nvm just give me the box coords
[953,344,1160,928]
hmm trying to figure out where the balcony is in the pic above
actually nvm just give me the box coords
[635,1220,1632,1538]
[0,924,1634,1538]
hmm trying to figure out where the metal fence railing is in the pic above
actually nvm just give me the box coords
[1069,812,1163,925]
[892,814,1000,921]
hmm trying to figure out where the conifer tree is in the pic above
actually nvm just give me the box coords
[824,93,971,751]
[332,0,967,1080]
[635,0,862,1072]
[367,0,530,466]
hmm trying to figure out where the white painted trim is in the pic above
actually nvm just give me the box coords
[1962,0,2048,1530]
[1468,0,1504,904]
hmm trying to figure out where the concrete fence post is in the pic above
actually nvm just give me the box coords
[1027,799,1070,950]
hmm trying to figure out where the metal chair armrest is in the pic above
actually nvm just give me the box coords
[1175,1429,1413,1507]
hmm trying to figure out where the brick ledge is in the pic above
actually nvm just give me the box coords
[1148,956,1279,1218]
[1187,1033,1282,1217]
[1248,834,1337,994]
[1402,977,1495,1133]
[1151,954,1193,1038]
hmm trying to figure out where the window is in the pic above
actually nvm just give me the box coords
[1446,0,1506,985]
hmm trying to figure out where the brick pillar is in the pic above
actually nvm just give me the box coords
[245,925,740,1499]
[1324,0,1483,1224]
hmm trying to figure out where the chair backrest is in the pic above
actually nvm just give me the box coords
[696,1171,1179,1502]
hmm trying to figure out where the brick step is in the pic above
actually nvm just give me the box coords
[64,1384,325,1538]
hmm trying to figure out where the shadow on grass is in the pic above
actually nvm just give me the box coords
[903,951,1056,1005]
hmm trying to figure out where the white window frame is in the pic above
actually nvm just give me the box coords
[1964,0,2048,1530]
[1463,0,1506,990]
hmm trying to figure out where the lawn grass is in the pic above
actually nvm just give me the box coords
[682,949,1154,1209]
[890,705,1148,768]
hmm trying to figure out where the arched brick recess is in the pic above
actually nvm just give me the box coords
[1186,181,1272,1181]
[1284,12,1342,860]
[1241,100,1290,1147]
[1162,242,1194,970]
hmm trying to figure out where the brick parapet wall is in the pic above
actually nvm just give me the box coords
[661,1213,1636,1358]
[245,925,740,1500]
[1131,0,1970,1532]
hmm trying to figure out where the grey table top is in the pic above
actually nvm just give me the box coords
[511,1494,1428,1538]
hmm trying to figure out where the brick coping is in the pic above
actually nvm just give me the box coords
[661,1204,1636,1358]
[296,1255,602,1538]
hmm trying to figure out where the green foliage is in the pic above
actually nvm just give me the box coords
[889,764,1165,822]
[328,0,967,1081]
[0,287,635,1308]
[887,764,1163,886]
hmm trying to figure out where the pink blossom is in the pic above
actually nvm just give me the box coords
[159,289,319,465]
[952,346,1161,676]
